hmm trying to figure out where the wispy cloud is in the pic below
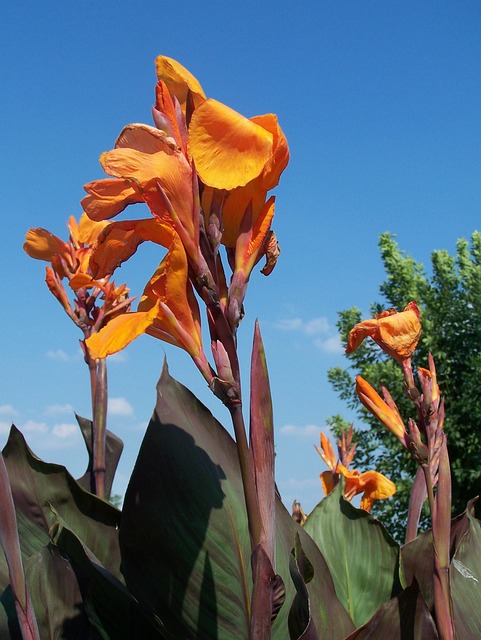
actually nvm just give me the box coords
[44,403,74,416]
[52,422,78,438]
[22,420,48,434]
[0,404,19,416]
[274,315,343,354]
[108,397,134,417]
[46,349,70,362]
[279,424,322,439]
[108,351,128,363]
[0,422,12,435]
[314,335,343,354]
[275,317,329,335]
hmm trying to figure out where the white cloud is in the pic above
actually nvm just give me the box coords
[46,349,70,362]
[0,404,19,416]
[275,316,330,335]
[314,335,344,354]
[279,424,322,439]
[44,403,74,416]
[52,423,78,438]
[108,397,133,416]
[108,351,128,363]
[0,422,12,435]
[22,420,48,433]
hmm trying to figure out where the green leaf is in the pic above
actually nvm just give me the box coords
[303,482,402,627]
[53,519,169,639]
[119,362,354,640]
[343,581,438,639]
[451,505,481,638]
[2,426,122,582]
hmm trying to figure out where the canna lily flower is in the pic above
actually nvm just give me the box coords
[24,213,108,286]
[336,464,396,512]
[355,376,409,446]
[316,431,396,512]
[346,301,422,363]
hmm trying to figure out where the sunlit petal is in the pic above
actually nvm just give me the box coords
[188,98,273,190]
[155,55,206,111]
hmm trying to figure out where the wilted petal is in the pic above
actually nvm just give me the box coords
[347,302,421,362]
[188,98,273,191]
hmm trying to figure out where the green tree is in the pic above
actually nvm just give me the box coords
[328,231,481,541]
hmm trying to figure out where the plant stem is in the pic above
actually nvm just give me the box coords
[229,404,263,548]
[93,358,108,500]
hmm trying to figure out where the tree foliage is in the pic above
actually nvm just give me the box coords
[328,231,481,540]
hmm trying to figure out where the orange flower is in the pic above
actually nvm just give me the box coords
[199,109,289,249]
[336,464,396,512]
[83,56,289,269]
[24,214,109,289]
[346,301,421,363]
[355,376,408,445]
[316,431,396,512]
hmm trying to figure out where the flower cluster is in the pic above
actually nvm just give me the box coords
[24,213,132,341]
[315,426,396,512]
[81,55,289,396]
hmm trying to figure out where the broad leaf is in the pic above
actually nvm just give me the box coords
[120,363,354,640]
[75,414,124,500]
[2,426,122,581]
[451,505,481,638]
[344,581,438,639]
[303,482,402,627]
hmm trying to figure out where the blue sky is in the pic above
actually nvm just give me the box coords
[3,2,481,512]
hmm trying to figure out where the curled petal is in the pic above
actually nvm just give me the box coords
[82,178,142,222]
[315,432,337,471]
[356,376,408,444]
[320,471,336,496]
[115,123,178,153]
[155,55,206,111]
[188,98,273,190]
[89,218,170,279]
[347,301,421,363]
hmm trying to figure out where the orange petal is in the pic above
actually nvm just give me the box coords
[138,231,203,356]
[114,123,178,154]
[24,228,68,262]
[75,213,109,246]
[356,376,407,442]
[86,301,161,359]
[250,113,289,190]
[377,301,422,360]
[99,147,194,234]
[155,55,206,111]
[89,218,172,279]
[347,302,421,362]
[320,471,335,496]
[188,98,273,191]
[82,178,142,222]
